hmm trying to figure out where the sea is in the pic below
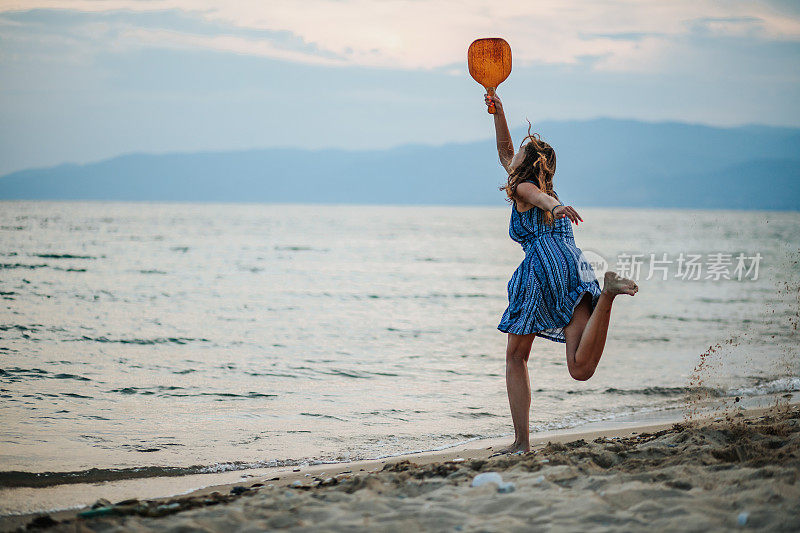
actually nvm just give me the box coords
[1,201,798,515]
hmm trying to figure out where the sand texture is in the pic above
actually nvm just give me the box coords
[10,405,800,532]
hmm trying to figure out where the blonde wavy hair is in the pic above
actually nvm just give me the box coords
[500,120,559,224]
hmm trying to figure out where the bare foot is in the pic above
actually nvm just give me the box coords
[489,441,530,457]
[602,271,638,296]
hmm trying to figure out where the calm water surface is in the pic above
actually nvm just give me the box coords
[1,202,798,501]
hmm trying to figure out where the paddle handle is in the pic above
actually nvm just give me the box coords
[486,87,496,114]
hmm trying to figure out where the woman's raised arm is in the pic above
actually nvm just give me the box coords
[516,182,583,225]
[485,92,514,172]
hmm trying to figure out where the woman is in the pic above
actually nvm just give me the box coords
[485,92,639,455]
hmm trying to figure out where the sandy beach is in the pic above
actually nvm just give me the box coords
[4,402,798,532]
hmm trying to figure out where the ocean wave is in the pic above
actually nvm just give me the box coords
[300,412,347,421]
[62,392,92,399]
[453,410,502,419]
[591,379,800,399]
[0,325,40,332]
[318,368,402,379]
[729,377,800,396]
[0,367,91,382]
[274,245,327,252]
[288,292,494,301]
[32,254,95,259]
[602,386,724,397]
[0,263,48,269]
[556,385,717,397]
[72,336,210,345]
[245,371,298,378]
[107,387,277,400]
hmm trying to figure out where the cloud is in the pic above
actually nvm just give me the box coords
[117,28,347,66]
[1,0,799,72]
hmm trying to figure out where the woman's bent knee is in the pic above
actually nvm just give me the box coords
[568,364,594,381]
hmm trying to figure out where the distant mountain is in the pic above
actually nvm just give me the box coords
[1,119,798,210]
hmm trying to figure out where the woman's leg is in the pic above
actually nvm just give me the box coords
[494,332,536,454]
[563,271,638,381]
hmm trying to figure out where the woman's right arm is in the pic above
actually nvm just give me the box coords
[485,92,514,172]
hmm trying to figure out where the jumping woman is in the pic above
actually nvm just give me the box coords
[485,92,639,455]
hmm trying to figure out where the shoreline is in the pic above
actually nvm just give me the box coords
[0,402,719,518]
[3,400,797,531]
[0,399,702,490]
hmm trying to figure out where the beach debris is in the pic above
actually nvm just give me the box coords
[497,481,516,493]
[382,460,418,473]
[83,502,126,517]
[27,514,59,529]
[489,449,525,458]
[666,479,692,491]
[73,488,262,522]
[382,459,462,479]
[383,460,417,472]
[471,472,516,493]
[78,506,116,518]
[91,498,112,509]
[154,502,181,515]
[450,457,465,463]
[286,477,333,490]
[473,473,502,487]
[533,475,545,485]
[738,511,750,526]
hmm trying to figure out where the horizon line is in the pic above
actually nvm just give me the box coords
[3,116,798,178]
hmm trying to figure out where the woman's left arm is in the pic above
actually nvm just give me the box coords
[516,182,583,225]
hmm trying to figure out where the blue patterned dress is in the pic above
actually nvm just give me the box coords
[497,190,602,342]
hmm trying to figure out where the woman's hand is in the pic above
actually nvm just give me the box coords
[553,205,583,225]
[484,92,504,115]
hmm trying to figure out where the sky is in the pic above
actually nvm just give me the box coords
[1,0,799,175]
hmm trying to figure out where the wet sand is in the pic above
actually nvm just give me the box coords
[4,402,799,532]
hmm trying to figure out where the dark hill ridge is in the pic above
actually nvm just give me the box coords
[1,118,798,210]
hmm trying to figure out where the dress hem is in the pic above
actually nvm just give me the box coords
[497,280,601,343]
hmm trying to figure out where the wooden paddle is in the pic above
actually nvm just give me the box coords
[468,38,512,114]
